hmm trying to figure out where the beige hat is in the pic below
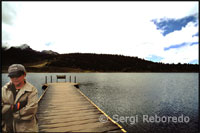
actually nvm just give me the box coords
[8,64,26,77]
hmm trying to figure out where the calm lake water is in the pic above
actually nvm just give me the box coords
[2,73,199,133]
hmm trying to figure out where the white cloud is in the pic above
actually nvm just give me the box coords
[2,1,199,64]
[163,22,198,47]
[161,44,198,64]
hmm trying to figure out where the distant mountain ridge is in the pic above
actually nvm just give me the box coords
[3,44,59,55]
[2,44,55,66]
[41,50,59,55]
[15,44,31,50]
[1,44,199,72]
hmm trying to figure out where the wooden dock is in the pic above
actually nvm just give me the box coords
[37,82,126,132]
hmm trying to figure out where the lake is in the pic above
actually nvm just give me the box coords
[2,73,199,133]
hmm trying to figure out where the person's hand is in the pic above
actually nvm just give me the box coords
[11,100,27,112]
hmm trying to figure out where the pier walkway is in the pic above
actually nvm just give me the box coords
[37,82,126,132]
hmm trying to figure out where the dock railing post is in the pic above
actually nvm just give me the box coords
[45,76,47,84]
[69,76,71,83]
[65,75,66,82]
[51,75,52,83]
[74,76,76,83]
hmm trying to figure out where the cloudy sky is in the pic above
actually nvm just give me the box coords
[2,2,199,64]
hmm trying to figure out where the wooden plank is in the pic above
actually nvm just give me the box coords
[39,100,91,104]
[107,129,125,133]
[37,107,97,115]
[38,111,102,121]
[39,118,99,129]
[75,125,121,132]
[38,103,95,110]
[37,108,100,117]
[38,105,96,112]
[38,114,101,125]
[40,121,115,132]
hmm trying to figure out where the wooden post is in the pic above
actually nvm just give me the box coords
[45,76,47,84]
[74,76,76,83]
[69,76,71,82]
[65,76,66,82]
[51,75,52,83]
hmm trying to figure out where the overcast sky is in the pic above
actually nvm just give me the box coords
[2,1,199,64]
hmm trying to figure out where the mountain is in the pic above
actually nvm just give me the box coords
[41,50,59,55]
[1,44,55,67]
[16,44,32,50]
[1,45,199,72]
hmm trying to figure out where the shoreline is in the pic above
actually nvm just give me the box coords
[2,66,199,73]
[2,71,199,73]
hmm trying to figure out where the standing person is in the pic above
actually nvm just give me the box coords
[2,64,38,132]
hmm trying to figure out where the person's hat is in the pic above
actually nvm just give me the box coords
[8,64,26,77]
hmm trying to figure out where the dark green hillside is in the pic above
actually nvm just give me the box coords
[1,45,199,72]
[48,53,154,72]
[46,53,199,72]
